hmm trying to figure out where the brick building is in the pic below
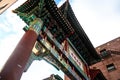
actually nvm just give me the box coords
[90,37,120,80]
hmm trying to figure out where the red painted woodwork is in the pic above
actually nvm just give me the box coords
[0,30,37,80]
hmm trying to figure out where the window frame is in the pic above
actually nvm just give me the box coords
[106,63,116,72]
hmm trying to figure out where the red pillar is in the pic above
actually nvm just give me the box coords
[0,30,37,80]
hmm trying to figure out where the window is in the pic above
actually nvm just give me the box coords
[100,49,110,58]
[106,63,116,72]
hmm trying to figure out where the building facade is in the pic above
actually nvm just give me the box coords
[90,37,120,80]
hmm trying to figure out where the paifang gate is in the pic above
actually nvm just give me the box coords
[0,0,101,80]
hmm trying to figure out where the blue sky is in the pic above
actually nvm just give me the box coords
[0,0,120,80]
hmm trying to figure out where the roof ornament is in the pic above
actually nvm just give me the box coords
[64,0,69,17]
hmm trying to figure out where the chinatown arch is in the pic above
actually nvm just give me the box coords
[0,0,101,80]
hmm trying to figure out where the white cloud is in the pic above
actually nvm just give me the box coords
[71,0,120,47]
[0,23,11,33]
[21,60,64,80]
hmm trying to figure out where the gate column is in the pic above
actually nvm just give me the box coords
[0,19,43,80]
